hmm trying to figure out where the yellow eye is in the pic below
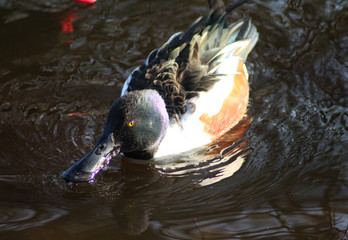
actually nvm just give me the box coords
[128,120,135,127]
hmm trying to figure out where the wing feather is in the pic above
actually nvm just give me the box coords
[122,0,258,121]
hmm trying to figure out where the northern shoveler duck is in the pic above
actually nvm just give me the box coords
[62,0,258,182]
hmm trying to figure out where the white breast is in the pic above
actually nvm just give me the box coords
[154,56,243,158]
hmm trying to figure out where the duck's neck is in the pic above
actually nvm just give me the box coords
[123,149,156,160]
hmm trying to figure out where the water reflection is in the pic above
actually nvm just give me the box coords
[0,0,347,239]
[108,120,251,235]
[0,203,66,231]
[155,119,251,187]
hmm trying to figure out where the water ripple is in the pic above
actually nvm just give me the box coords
[0,203,67,231]
[0,0,347,239]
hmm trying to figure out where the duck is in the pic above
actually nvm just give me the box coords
[62,0,259,182]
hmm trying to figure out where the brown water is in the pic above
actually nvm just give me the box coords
[0,0,347,239]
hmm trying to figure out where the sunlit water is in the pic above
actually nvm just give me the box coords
[0,0,347,239]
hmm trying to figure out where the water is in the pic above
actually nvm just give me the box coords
[0,0,347,239]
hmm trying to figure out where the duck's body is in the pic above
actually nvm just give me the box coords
[62,0,258,182]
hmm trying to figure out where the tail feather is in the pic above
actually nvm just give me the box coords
[235,20,259,60]
[224,19,258,61]
[195,18,258,65]
[182,0,258,79]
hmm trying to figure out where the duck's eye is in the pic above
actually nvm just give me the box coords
[128,120,135,127]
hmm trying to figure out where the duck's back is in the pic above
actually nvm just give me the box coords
[121,1,258,158]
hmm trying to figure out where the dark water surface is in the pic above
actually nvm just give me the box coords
[0,0,347,239]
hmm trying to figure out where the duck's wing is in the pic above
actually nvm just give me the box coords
[121,0,258,120]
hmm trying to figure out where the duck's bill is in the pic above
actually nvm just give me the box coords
[61,134,120,182]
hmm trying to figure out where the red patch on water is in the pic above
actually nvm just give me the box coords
[68,113,89,117]
[60,12,77,33]
[73,0,97,4]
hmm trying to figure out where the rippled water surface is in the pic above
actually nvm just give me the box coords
[0,0,347,239]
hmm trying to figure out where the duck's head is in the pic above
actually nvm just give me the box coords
[62,90,169,182]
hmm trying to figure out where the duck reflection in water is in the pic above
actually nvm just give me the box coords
[110,118,250,235]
